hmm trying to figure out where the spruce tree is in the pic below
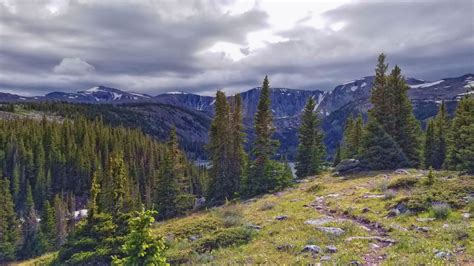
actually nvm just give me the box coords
[40,200,56,251]
[370,53,390,125]
[423,120,435,168]
[0,178,20,261]
[229,94,246,199]
[359,115,409,170]
[386,65,422,167]
[112,209,167,265]
[295,97,325,178]
[446,96,474,173]
[342,114,363,159]
[432,101,449,169]
[155,128,180,219]
[53,195,67,248]
[207,91,231,202]
[247,76,281,196]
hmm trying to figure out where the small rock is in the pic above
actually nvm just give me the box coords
[276,243,294,251]
[247,224,263,231]
[395,169,410,175]
[370,243,380,249]
[335,159,360,173]
[345,236,397,244]
[304,216,340,226]
[316,226,345,236]
[275,215,288,221]
[416,217,436,222]
[188,235,199,241]
[320,255,331,261]
[363,193,385,199]
[390,223,408,231]
[462,213,471,219]
[434,250,452,259]
[362,207,370,213]
[387,208,401,217]
[349,260,361,265]
[194,197,206,209]
[442,223,450,229]
[326,245,337,253]
[302,245,321,253]
[327,193,340,198]
[410,225,430,232]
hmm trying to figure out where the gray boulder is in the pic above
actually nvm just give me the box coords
[316,226,345,236]
[302,245,321,253]
[334,159,361,174]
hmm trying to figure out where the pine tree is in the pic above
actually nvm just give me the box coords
[112,209,167,266]
[370,53,390,125]
[253,76,278,163]
[386,65,422,167]
[342,114,363,159]
[53,195,67,249]
[102,153,132,215]
[295,97,325,178]
[359,115,409,170]
[432,101,449,169]
[445,96,474,173]
[19,181,46,258]
[228,94,246,199]
[423,120,435,168]
[207,91,232,202]
[40,200,56,251]
[155,128,180,219]
[0,178,20,261]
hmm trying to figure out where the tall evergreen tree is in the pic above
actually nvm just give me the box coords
[0,178,20,261]
[365,54,421,168]
[295,97,325,178]
[207,91,232,202]
[423,120,435,168]
[155,128,180,219]
[386,65,422,167]
[359,115,409,170]
[445,96,474,173]
[341,114,363,159]
[40,200,56,251]
[228,94,246,198]
[432,101,449,169]
[53,195,67,249]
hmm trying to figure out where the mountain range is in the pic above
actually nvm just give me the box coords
[1,73,472,159]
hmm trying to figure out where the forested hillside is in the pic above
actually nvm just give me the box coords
[0,117,207,261]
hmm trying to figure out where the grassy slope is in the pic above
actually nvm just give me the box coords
[17,170,473,265]
[156,170,473,265]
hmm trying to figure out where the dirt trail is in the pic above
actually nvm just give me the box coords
[310,194,395,265]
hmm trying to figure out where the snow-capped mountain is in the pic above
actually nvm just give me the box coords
[44,86,152,102]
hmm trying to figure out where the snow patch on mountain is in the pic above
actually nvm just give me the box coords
[410,80,444,89]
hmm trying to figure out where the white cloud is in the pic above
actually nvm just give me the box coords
[53,57,95,75]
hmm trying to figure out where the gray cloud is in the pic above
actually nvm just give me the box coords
[0,0,472,96]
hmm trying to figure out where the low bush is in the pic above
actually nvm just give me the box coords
[404,177,474,212]
[215,205,244,227]
[430,202,451,219]
[197,227,253,252]
[161,216,223,240]
[384,189,397,200]
[306,183,325,193]
[388,176,418,189]
[259,201,277,211]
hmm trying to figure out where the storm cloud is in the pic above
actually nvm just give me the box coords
[0,0,472,96]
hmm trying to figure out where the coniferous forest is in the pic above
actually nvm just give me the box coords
[0,54,473,264]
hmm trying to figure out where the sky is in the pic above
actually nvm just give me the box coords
[0,0,473,96]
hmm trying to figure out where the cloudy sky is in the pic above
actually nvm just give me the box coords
[0,0,473,96]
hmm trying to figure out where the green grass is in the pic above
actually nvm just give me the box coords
[154,170,474,264]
